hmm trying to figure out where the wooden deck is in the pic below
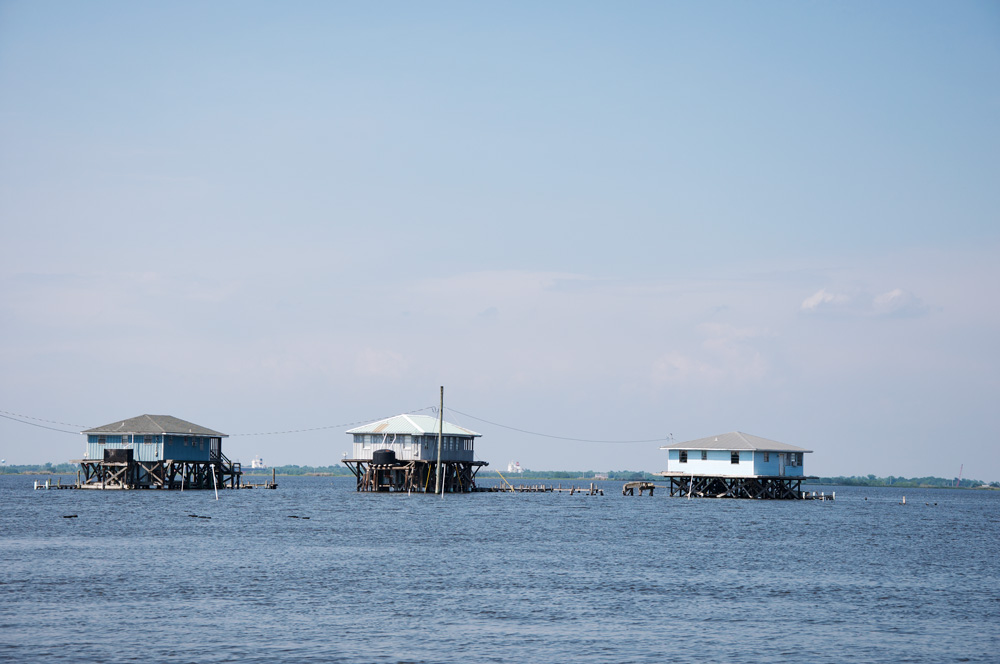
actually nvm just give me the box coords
[53,457,253,490]
[342,458,488,493]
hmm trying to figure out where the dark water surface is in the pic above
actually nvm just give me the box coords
[2,476,997,663]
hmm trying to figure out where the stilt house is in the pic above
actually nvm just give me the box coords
[342,414,487,492]
[658,431,815,499]
[75,414,241,490]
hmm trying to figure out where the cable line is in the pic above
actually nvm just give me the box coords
[0,409,90,429]
[0,412,80,435]
[0,404,664,444]
[445,407,667,444]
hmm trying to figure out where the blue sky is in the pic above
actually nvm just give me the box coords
[1,1,998,479]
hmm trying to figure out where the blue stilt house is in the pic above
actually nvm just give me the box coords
[77,414,240,489]
[83,414,226,463]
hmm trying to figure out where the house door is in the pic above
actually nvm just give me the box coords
[778,453,785,476]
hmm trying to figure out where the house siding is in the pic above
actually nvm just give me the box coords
[87,434,163,463]
[162,435,212,462]
[352,434,474,462]
[753,451,805,477]
[669,449,755,477]
[87,433,216,463]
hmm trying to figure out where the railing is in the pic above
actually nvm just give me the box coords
[213,450,238,471]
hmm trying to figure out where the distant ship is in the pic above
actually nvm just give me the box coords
[507,460,524,474]
[251,455,267,469]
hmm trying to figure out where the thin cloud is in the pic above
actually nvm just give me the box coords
[800,289,851,312]
[652,324,769,387]
[873,288,928,318]
[800,287,929,318]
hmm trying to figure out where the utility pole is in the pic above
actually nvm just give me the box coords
[436,386,444,495]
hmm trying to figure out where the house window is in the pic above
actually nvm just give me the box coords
[679,451,687,463]
[701,450,707,461]
[731,452,740,464]
[144,436,153,444]
[98,436,106,444]
[764,452,769,462]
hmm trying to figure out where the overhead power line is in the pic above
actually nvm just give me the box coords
[0,412,80,435]
[445,407,667,444]
[0,409,90,429]
[0,404,664,444]
[0,407,439,438]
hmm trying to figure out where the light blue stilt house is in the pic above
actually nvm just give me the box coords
[658,432,815,499]
[661,431,810,476]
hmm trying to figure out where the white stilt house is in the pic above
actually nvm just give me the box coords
[341,413,487,492]
[346,414,479,462]
[658,431,815,499]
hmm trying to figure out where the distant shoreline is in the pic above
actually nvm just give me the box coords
[4,467,997,489]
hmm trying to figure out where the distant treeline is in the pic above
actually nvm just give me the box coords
[1,463,78,474]
[1,463,654,481]
[5,464,995,487]
[805,475,997,489]
[499,470,657,481]
[243,465,354,476]
[246,467,656,480]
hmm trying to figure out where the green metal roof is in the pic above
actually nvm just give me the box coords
[346,414,480,437]
[659,431,811,453]
[82,414,226,437]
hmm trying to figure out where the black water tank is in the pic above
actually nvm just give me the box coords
[104,448,133,463]
[372,449,396,465]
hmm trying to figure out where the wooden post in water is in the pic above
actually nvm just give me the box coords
[436,386,444,496]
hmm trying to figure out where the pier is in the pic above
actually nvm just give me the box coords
[622,481,656,496]
[478,481,605,495]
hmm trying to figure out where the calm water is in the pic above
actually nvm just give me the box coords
[1,475,997,663]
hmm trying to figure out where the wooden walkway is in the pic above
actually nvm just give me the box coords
[477,482,605,495]
[34,476,277,490]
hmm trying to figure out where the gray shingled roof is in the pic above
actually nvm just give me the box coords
[82,414,226,437]
[346,414,480,437]
[660,431,811,453]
